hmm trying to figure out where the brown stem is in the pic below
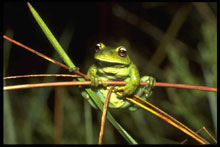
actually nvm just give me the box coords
[98,87,114,144]
[4,74,80,80]
[3,35,88,80]
[154,82,217,92]
[54,87,64,144]
[125,95,210,144]
[4,80,217,92]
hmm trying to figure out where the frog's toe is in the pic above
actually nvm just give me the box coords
[141,76,156,88]
[95,78,100,87]
[90,77,99,87]
[90,79,95,86]
[113,86,124,98]
[143,90,152,98]
[117,94,124,99]
[90,78,94,86]
[81,91,90,100]
[119,88,134,99]
[114,86,124,92]
[149,77,156,88]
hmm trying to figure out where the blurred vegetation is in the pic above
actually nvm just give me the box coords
[3,2,216,144]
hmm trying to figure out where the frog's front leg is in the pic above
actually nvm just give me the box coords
[136,76,156,98]
[128,76,156,111]
[81,64,107,109]
[114,63,140,98]
[87,64,108,87]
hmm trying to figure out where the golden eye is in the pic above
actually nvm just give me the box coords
[95,43,102,53]
[118,47,127,57]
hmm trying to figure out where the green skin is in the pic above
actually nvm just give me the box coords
[81,43,156,111]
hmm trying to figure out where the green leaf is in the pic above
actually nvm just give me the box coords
[27,2,77,71]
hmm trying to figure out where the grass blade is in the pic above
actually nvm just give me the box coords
[4,30,17,144]
[27,2,77,71]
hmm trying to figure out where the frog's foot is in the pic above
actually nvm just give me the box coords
[114,84,135,99]
[139,76,156,98]
[90,76,108,87]
[114,86,131,97]
[114,86,124,92]
[89,75,98,87]
[81,91,90,100]
[87,99,98,109]
[81,91,98,109]
[114,86,125,98]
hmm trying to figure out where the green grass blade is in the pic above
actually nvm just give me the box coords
[4,30,17,144]
[84,101,93,144]
[27,2,137,144]
[27,2,77,71]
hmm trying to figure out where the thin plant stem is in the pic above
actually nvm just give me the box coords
[180,126,217,144]
[202,126,217,144]
[125,95,210,144]
[3,35,88,80]
[4,74,80,80]
[98,87,114,144]
[4,80,217,92]
[54,87,64,144]
[180,127,204,144]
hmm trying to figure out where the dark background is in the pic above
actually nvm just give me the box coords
[3,2,217,144]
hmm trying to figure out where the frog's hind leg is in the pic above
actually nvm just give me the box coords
[87,99,98,109]
[81,90,98,109]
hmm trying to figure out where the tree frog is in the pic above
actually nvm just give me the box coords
[81,43,156,111]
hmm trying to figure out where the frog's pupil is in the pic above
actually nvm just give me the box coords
[95,44,101,53]
[118,48,127,57]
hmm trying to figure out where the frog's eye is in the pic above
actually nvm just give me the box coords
[95,43,102,53]
[118,47,127,57]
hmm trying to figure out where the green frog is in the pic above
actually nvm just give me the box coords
[81,43,156,111]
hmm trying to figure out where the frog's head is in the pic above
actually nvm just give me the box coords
[94,43,131,66]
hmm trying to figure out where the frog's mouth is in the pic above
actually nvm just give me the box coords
[96,59,128,68]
